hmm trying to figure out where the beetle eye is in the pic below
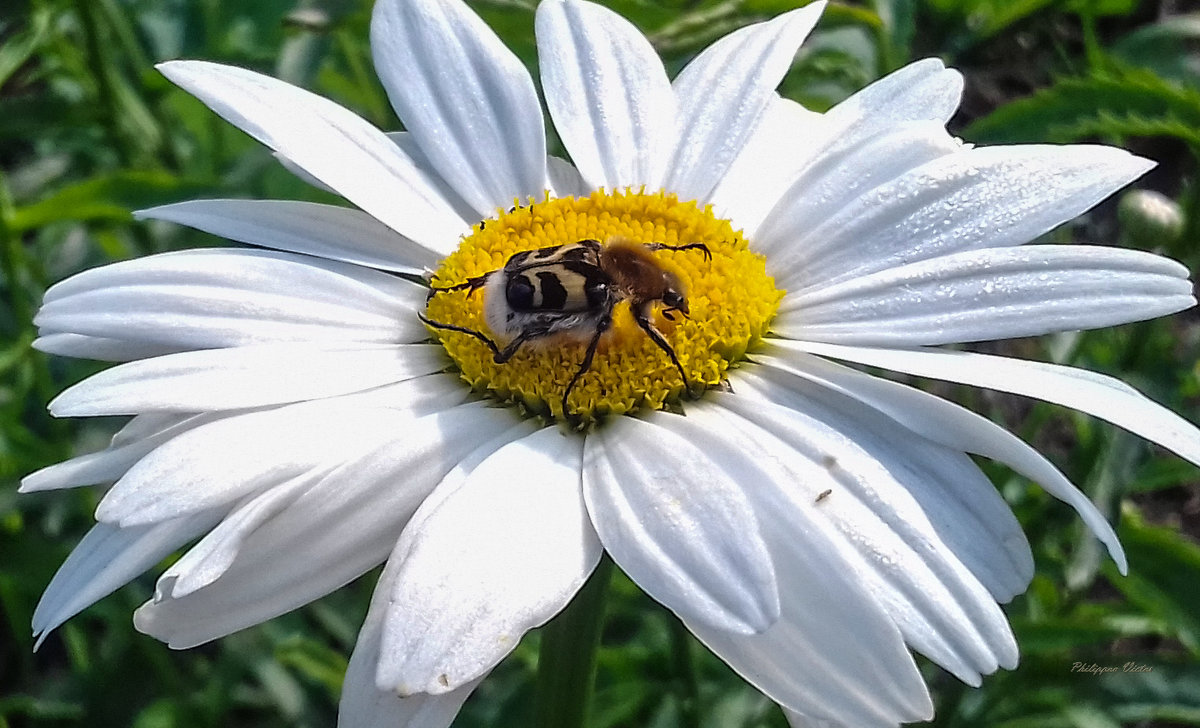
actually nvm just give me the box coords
[507,274,535,309]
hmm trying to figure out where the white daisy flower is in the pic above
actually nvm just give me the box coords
[24,0,1200,725]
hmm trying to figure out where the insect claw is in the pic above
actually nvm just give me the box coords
[661,306,689,321]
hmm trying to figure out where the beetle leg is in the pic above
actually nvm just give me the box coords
[633,309,700,399]
[493,330,539,364]
[562,315,611,428]
[644,242,712,262]
[426,273,491,300]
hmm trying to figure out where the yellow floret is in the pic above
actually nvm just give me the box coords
[425,189,783,424]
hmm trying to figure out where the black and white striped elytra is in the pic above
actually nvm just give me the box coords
[420,236,711,423]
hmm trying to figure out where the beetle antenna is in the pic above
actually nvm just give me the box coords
[417,313,502,359]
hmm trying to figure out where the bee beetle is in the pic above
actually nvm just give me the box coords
[420,236,711,421]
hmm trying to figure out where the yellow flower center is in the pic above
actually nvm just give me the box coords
[424,189,782,425]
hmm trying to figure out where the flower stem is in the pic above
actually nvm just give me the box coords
[669,616,701,728]
[534,556,614,728]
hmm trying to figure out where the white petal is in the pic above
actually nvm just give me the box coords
[29,373,466,496]
[343,674,478,728]
[160,471,326,598]
[746,353,1037,595]
[755,120,962,281]
[754,59,964,233]
[134,405,528,648]
[385,417,545,560]
[384,132,481,221]
[547,155,588,198]
[708,96,830,237]
[110,412,189,445]
[41,245,419,306]
[50,343,446,416]
[94,398,473,527]
[37,248,429,352]
[536,0,675,191]
[341,557,482,728]
[756,344,1127,574]
[41,247,421,305]
[21,413,214,492]
[136,200,441,273]
[826,57,964,129]
[584,414,779,634]
[784,339,1200,482]
[762,144,1156,291]
[273,150,338,194]
[275,133,480,225]
[317,371,473,413]
[747,58,963,256]
[156,60,469,251]
[665,2,825,203]
[371,0,546,215]
[693,576,928,727]
[302,132,586,208]
[32,512,223,648]
[377,427,601,695]
[774,245,1194,346]
[717,373,1019,684]
[784,709,872,728]
[639,402,932,724]
[33,333,179,362]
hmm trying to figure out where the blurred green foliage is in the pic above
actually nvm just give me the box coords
[2,0,1199,726]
